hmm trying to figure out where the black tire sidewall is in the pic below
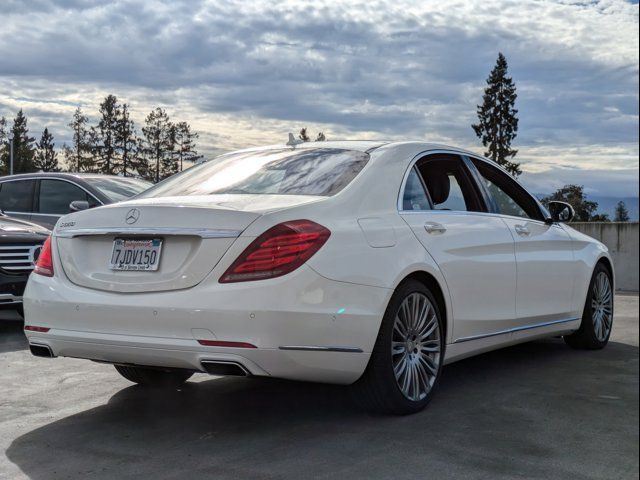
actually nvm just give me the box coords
[372,280,446,414]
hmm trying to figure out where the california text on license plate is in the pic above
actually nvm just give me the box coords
[110,238,162,271]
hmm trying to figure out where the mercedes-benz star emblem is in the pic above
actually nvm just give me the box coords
[125,208,140,224]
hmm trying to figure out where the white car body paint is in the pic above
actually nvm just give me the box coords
[24,141,613,384]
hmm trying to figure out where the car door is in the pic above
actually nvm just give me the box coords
[33,179,99,229]
[399,153,518,342]
[0,179,36,222]
[468,157,576,324]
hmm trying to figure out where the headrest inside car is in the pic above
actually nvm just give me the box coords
[424,168,451,205]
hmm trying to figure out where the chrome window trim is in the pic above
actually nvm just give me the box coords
[453,317,579,344]
[55,227,243,239]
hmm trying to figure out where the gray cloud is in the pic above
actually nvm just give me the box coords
[0,0,638,196]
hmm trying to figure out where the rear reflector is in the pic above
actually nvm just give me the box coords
[33,236,54,277]
[219,219,330,283]
[24,325,50,333]
[197,340,257,349]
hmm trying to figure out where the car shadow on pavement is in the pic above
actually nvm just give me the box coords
[6,338,639,480]
[0,315,26,354]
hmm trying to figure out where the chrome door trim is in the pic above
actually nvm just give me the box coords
[55,227,243,239]
[279,345,364,353]
[453,317,580,344]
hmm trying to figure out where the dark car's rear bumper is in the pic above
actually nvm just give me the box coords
[0,274,28,307]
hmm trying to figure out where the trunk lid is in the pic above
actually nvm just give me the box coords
[54,194,322,293]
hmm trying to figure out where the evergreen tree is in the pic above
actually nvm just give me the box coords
[141,107,173,182]
[0,110,36,174]
[34,127,60,172]
[472,53,521,177]
[541,184,599,222]
[0,117,6,173]
[66,107,94,172]
[299,127,310,142]
[172,121,201,172]
[96,95,121,174]
[316,132,326,141]
[115,103,141,177]
[614,201,630,222]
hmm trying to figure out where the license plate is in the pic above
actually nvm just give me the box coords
[109,238,162,271]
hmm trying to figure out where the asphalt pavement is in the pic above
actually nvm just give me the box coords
[1,295,638,479]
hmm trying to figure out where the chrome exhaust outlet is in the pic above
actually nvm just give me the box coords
[29,343,54,358]
[201,360,250,377]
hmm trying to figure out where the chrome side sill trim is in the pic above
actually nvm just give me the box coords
[55,227,243,239]
[279,345,363,353]
[453,317,580,344]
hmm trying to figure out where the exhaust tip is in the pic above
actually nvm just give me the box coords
[201,360,249,377]
[29,343,54,358]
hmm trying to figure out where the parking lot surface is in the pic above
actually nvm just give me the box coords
[1,295,638,480]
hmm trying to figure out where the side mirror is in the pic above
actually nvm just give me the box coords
[69,200,90,212]
[547,201,575,223]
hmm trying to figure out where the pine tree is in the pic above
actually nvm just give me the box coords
[299,128,310,142]
[96,95,121,174]
[34,127,60,172]
[0,117,6,173]
[316,132,326,141]
[115,103,141,177]
[172,121,201,172]
[614,201,630,222]
[472,53,521,177]
[141,107,174,182]
[66,107,94,172]
[0,110,37,174]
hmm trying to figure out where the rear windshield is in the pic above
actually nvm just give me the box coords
[85,177,153,201]
[139,148,369,198]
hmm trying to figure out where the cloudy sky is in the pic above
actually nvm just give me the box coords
[1,0,638,196]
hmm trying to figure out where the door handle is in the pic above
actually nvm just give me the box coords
[424,222,447,234]
[515,224,530,236]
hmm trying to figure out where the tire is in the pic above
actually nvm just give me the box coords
[564,263,614,350]
[350,279,445,415]
[16,305,24,318]
[114,365,193,388]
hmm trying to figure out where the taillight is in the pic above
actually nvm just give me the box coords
[33,236,54,277]
[219,219,330,283]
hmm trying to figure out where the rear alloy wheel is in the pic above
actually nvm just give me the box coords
[351,280,444,414]
[114,365,193,388]
[565,263,613,350]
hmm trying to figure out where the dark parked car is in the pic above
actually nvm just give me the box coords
[0,173,153,229]
[0,212,50,317]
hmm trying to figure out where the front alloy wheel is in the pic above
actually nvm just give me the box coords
[565,263,614,350]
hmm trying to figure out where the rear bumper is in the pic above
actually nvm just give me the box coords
[24,265,389,384]
[0,274,28,307]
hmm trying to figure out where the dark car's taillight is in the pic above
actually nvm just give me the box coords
[33,236,54,277]
[219,220,330,283]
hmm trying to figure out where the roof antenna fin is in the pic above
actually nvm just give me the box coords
[286,133,303,147]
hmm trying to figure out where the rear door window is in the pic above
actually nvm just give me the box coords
[416,155,483,212]
[0,180,36,212]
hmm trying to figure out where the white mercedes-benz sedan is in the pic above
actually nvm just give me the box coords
[24,141,614,414]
